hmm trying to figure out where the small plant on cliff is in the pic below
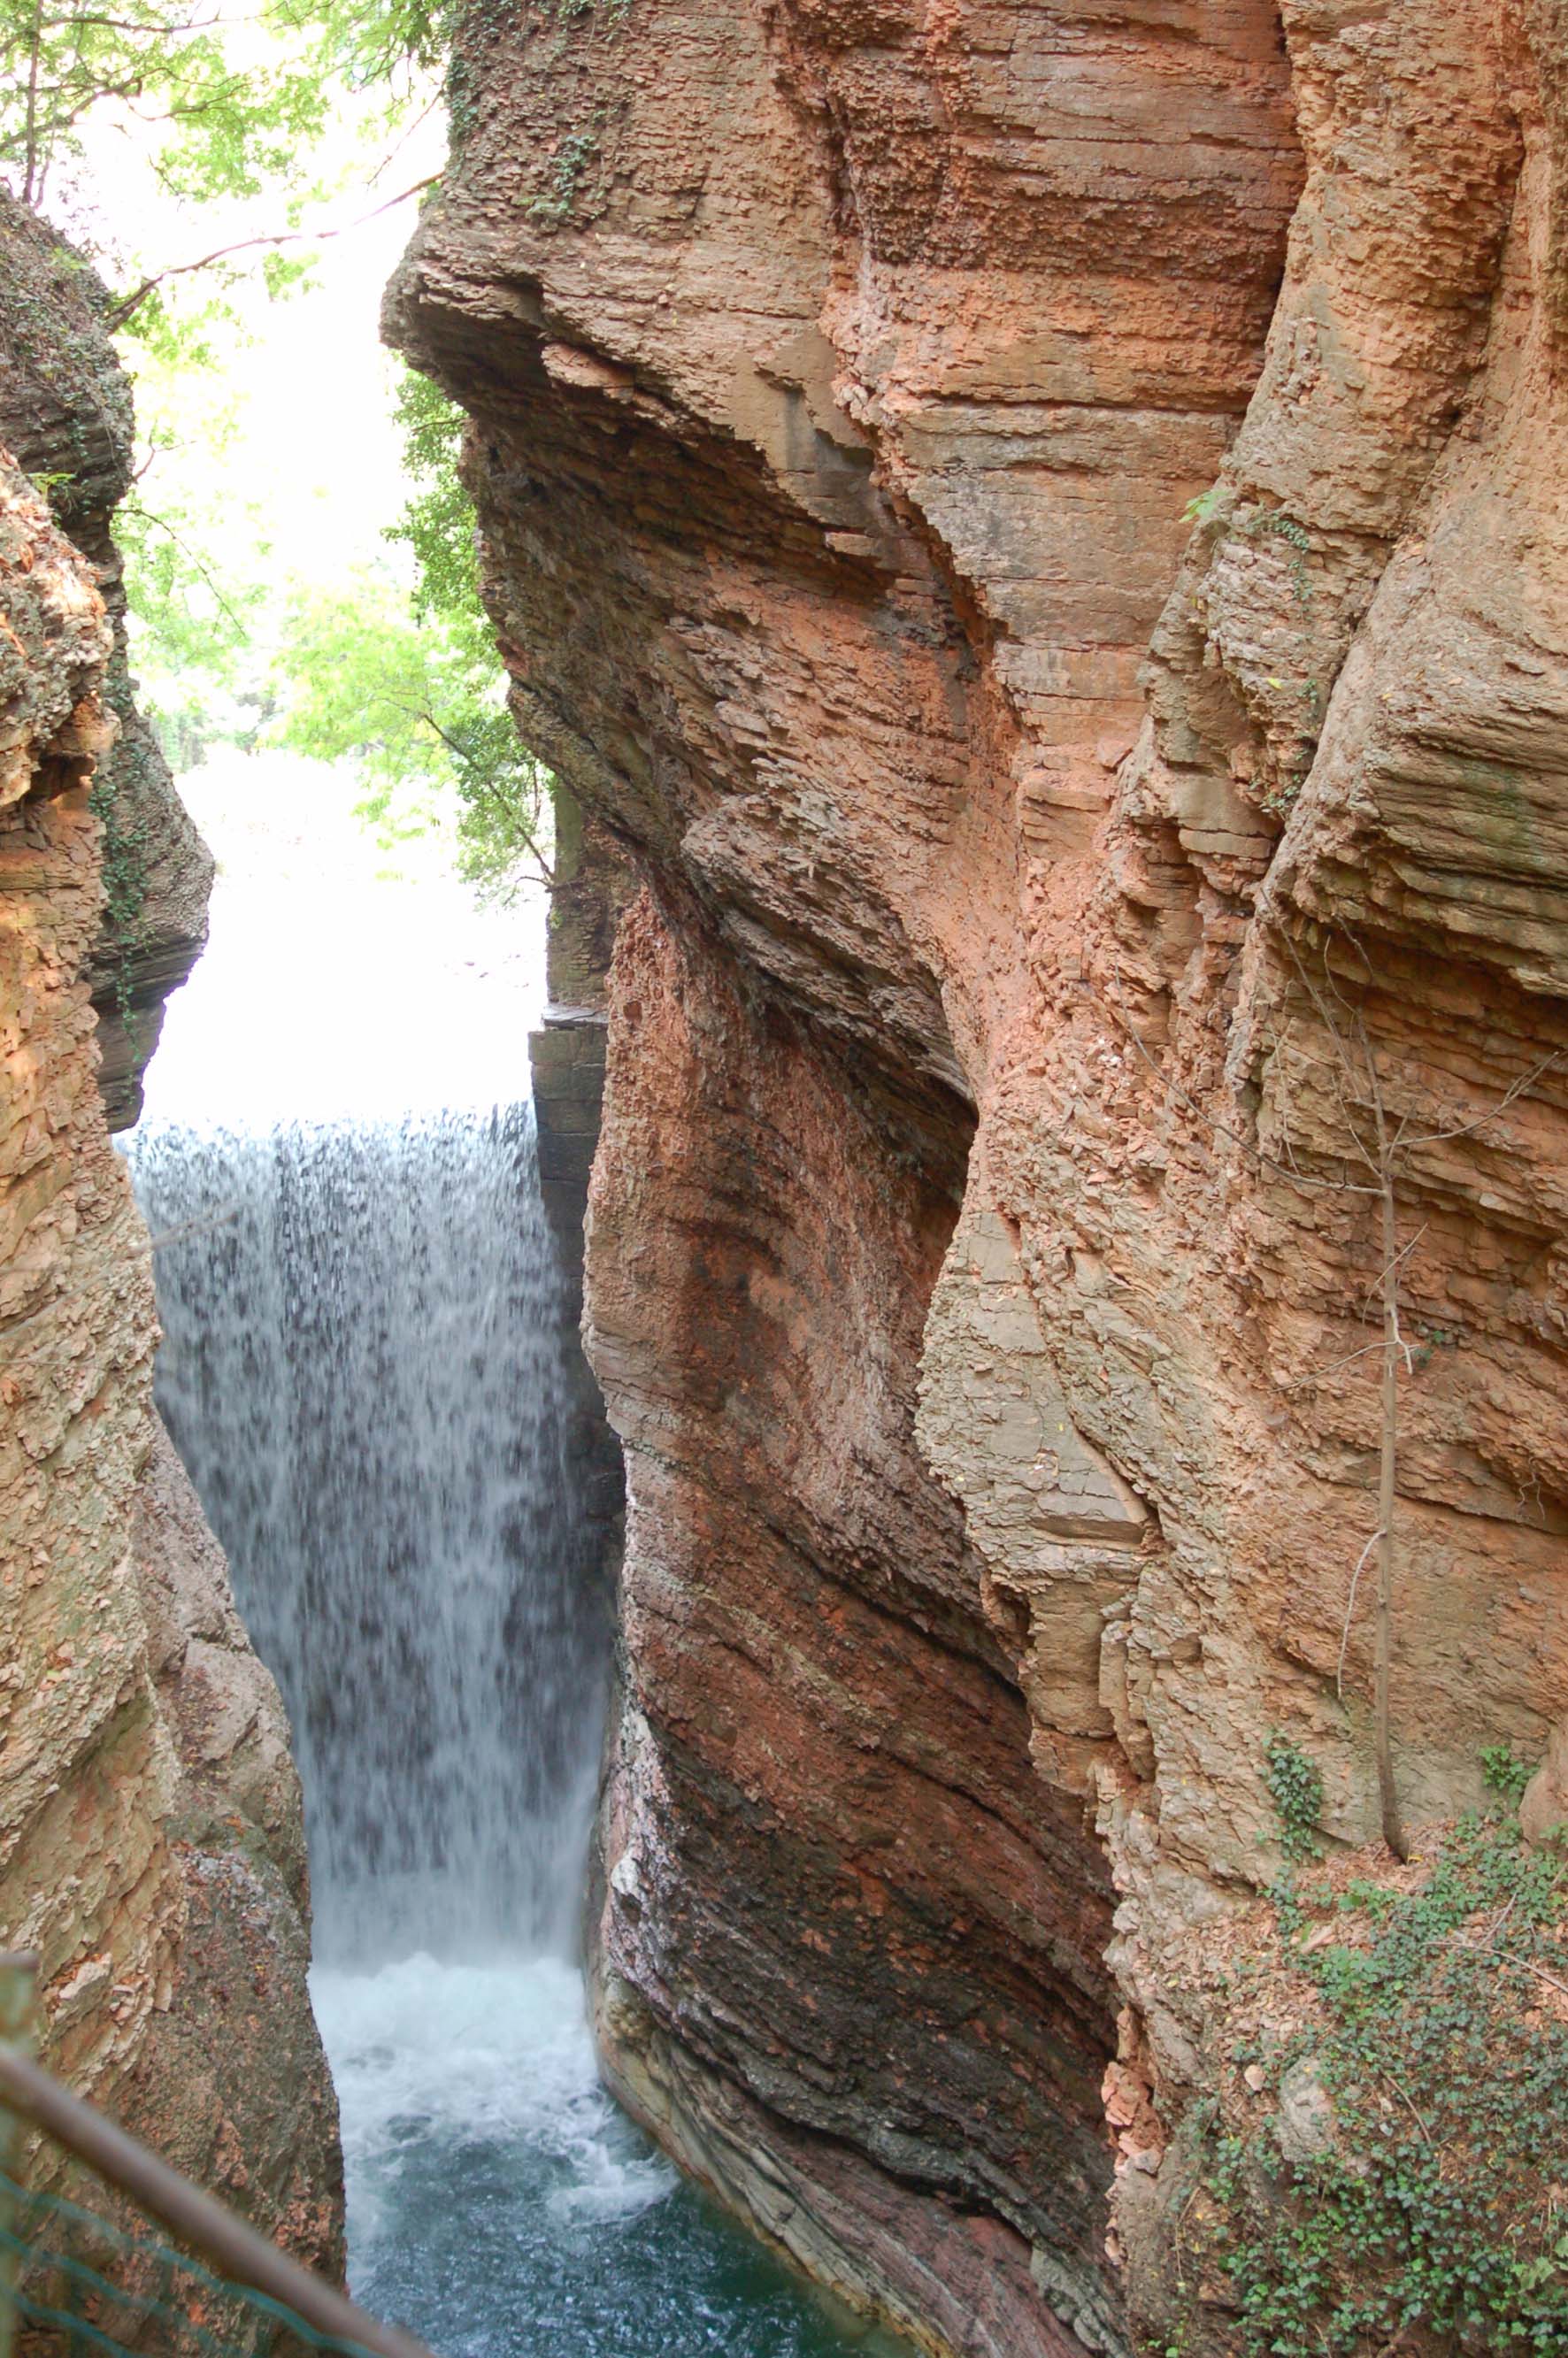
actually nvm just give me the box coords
[527,127,600,222]
[88,788,148,1001]
[1181,481,1227,530]
[1190,1807,1568,2356]
[1264,1735,1325,1865]
[1482,1743,1535,1804]
[88,672,155,1023]
[1241,507,1314,610]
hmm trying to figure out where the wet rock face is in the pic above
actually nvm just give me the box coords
[0,190,213,1130]
[0,449,339,2261]
[391,1,1568,2348]
[585,893,1120,2351]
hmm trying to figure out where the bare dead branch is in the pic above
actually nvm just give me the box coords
[105,172,441,330]
[1337,1527,1383,1701]
[146,1205,238,1251]
[1399,1047,1564,1155]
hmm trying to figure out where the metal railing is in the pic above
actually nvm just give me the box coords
[0,1956,432,2358]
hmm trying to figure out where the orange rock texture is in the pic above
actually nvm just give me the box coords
[0,398,340,2257]
[390,3,1568,2349]
[0,193,213,1132]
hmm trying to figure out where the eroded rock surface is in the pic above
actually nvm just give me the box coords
[0,190,213,1131]
[0,440,339,2259]
[390,2,1568,2348]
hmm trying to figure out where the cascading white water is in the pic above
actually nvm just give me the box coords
[119,751,881,2356]
[131,1102,605,1966]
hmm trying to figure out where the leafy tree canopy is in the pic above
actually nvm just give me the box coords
[269,369,553,902]
[0,0,446,223]
[2,0,551,905]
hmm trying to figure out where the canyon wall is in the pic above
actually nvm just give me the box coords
[0,216,341,2262]
[390,2,1568,2349]
[528,783,631,1565]
[0,193,213,1132]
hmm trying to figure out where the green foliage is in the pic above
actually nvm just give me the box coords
[0,0,334,216]
[1197,1814,1568,2355]
[118,336,270,754]
[1181,481,1226,529]
[3,0,548,906]
[119,498,261,710]
[1482,1744,1536,1804]
[385,365,476,635]
[89,764,150,1009]
[1264,1734,1326,1865]
[271,367,551,899]
[89,657,155,1025]
[1,0,442,341]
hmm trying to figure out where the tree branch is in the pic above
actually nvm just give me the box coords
[105,172,441,330]
[120,500,248,634]
[1398,1048,1564,1154]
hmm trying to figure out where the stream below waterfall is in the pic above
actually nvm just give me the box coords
[120,752,888,2358]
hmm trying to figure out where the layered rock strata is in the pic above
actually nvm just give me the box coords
[0,191,213,1131]
[528,783,629,1606]
[391,1,1568,2348]
[0,271,339,2259]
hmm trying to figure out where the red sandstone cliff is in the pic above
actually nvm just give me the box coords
[0,228,341,2263]
[388,4,1568,2349]
[0,193,213,1132]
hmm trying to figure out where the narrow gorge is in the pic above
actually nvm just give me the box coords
[4,3,1568,2355]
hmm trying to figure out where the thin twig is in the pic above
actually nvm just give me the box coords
[1337,1527,1382,1701]
[1357,1223,1428,1324]
[105,173,441,330]
[1083,972,1380,1195]
[120,502,248,633]
[1399,1048,1564,1154]
[1378,2071,1438,2151]
[1467,1893,1518,1952]
[145,1206,238,1251]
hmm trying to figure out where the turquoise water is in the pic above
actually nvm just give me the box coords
[127,801,899,2358]
[311,1958,880,2358]
[134,1104,887,2358]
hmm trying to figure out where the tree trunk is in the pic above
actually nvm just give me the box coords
[22,0,43,207]
[1376,1167,1409,1860]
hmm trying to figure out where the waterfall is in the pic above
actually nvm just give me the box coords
[128,1102,606,1966]
[116,752,879,2355]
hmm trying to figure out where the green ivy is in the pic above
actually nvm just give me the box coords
[527,123,603,222]
[1482,1744,1535,1804]
[1241,506,1313,611]
[1193,1803,1568,2355]
[1264,1733,1326,1865]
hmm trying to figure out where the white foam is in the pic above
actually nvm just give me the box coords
[311,1955,675,2247]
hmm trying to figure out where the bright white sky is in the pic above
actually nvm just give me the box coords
[211,196,426,577]
[68,86,553,1125]
[81,84,448,598]
[140,746,548,1127]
